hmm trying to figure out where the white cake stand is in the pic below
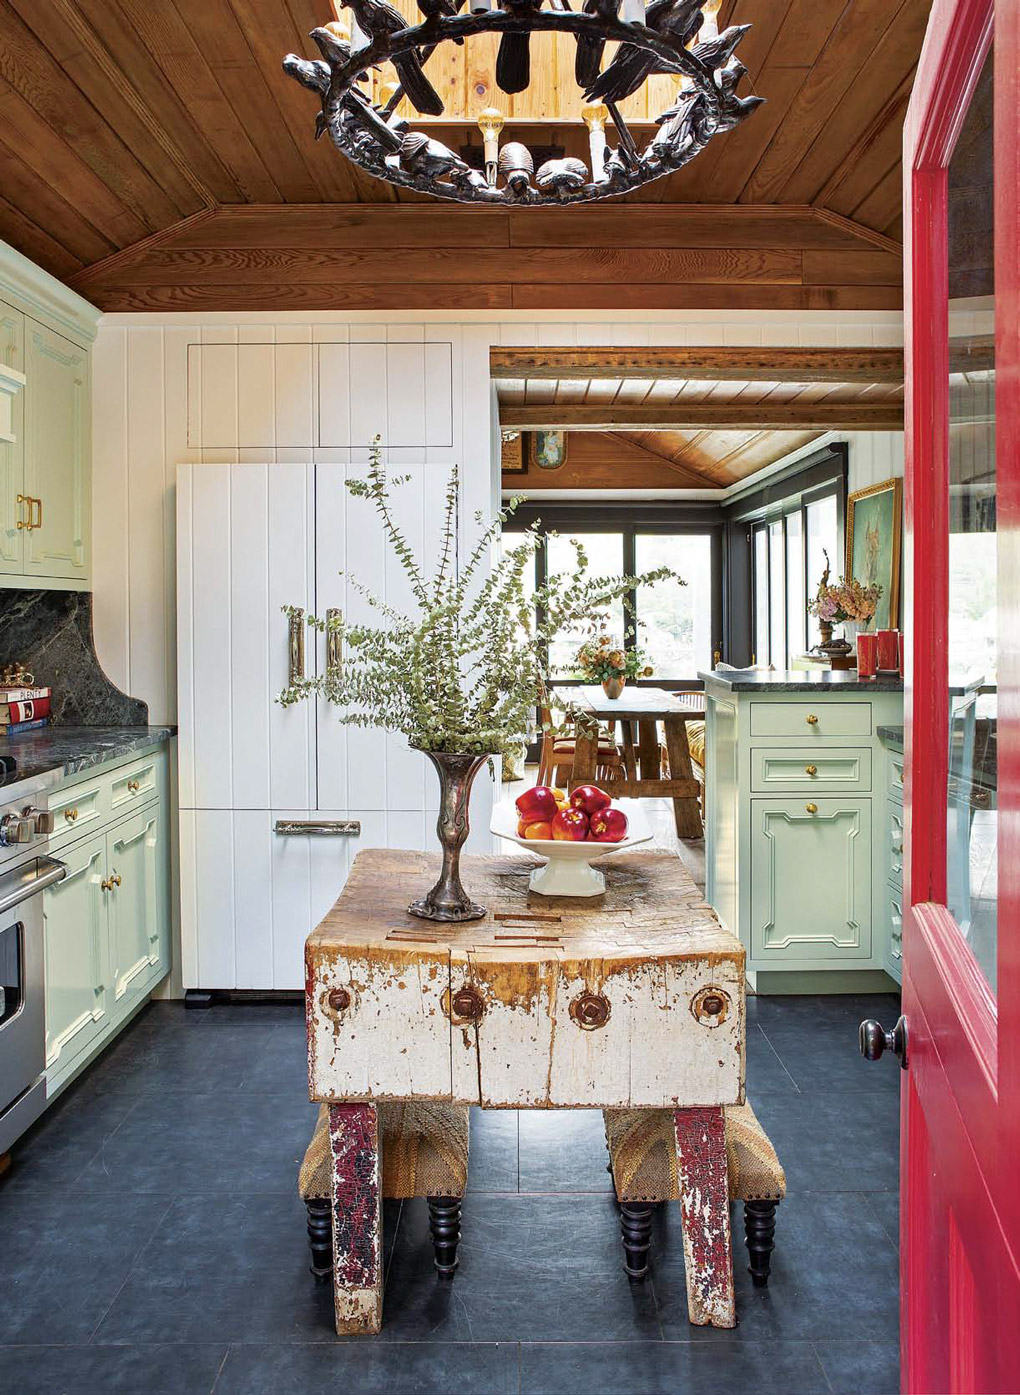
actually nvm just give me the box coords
[490,797,652,897]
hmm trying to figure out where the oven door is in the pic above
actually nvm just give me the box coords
[0,856,67,1150]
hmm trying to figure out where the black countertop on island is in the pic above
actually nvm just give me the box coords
[877,725,905,748]
[699,668,905,694]
[0,726,175,789]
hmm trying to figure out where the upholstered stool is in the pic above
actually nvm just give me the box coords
[603,1101,786,1287]
[299,1101,470,1282]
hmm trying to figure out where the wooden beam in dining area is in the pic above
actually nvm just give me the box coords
[491,347,905,384]
[501,402,905,431]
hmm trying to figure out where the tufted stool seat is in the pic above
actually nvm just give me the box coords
[299,1101,470,1282]
[604,1100,786,1286]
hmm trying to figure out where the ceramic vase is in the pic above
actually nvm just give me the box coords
[602,676,626,699]
[408,750,488,922]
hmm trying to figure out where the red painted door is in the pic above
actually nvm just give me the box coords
[899,0,1020,1390]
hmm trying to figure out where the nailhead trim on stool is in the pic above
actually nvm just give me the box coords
[603,1100,786,1286]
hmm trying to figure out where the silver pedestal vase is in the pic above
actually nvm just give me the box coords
[408,750,489,922]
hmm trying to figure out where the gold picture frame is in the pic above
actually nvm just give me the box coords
[529,430,569,471]
[846,476,903,628]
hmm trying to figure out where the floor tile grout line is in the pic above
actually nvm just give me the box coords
[810,1338,838,1394]
[208,1345,231,1394]
[750,1021,803,1094]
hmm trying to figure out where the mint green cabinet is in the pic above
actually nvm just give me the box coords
[0,303,25,574]
[750,797,873,962]
[43,834,108,1083]
[109,804,168,1004]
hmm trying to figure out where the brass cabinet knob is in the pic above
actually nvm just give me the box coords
[65,808,79,822]
[101,877,113,892]
[127,779,140,793]
[805,764,817,776]
[570,991,611,1030]
[806,803,818,814]
[111,872,122,887]
[806,714,819,725]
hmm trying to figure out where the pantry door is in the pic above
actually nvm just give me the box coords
[901,0,1020,1390]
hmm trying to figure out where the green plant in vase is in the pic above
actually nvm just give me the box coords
[279,439,682,922]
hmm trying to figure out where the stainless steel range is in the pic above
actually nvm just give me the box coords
[0,765,66,1155]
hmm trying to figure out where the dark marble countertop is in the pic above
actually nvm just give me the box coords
[0,726,175,789]
[700,668,905,694]
[877,725,905,748]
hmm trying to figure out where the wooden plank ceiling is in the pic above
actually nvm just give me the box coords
[496,346,904,490]
[0,0,930,310]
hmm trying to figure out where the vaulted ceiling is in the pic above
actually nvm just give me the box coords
[0,0,931,309]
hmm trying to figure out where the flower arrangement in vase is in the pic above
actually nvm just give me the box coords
[807,549,882,666]
[573,632,654,699]
[279,439,682,922]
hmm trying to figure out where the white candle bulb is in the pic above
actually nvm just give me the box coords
[477,107,505,185]
[470,0,493,12]
[622,0,645,24]
[581,101,609,182]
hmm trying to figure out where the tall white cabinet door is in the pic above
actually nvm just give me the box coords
[0,303,25,574]
[108,805,166,1003]
[23,320,90,581]
[43,835,108,1078]
[177,462,316,811]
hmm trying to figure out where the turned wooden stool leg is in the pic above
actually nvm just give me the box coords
[328,1102,383,1334]
[619,1202,655,1279]
[744,1199,778,1288]
[305,1197,333,1284]
[673,1106,736,1328]
[427,1196,462,1278]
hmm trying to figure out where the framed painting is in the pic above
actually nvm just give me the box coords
[529,430,568,471]
[501,430,525,474]
[845,476,902,628]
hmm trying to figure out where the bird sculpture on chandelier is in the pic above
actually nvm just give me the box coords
[495,0,545,95]
[336,0,446,115]
[713,60,764,130]
[574,0,621,91]
[286,33,402,154]
[415,0,468,41]
[689,21,751,73]
[584,0,705,106]
[393,130,472,181]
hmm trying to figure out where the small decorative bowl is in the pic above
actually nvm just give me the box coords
[490,797,653,897]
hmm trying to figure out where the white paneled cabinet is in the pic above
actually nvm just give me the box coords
[23,321,90,583]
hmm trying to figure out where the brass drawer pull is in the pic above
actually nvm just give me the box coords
[805,764,817,776]
[806,714,819,725]
[101,876,113,892]
[126,779,141,793]
[31,496,42,529]
[111,871,122,887]
[806,803,818,814]
[326,608,342,675]
[64,807,79,823]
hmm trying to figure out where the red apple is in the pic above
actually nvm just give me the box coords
[551,807,589,841]
[589,807,629,843]
[570,784,612,816]
[516,785,559,823]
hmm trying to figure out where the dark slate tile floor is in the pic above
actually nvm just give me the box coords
[0,991,901,1395]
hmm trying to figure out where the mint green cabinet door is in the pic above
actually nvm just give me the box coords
[109,805,166,1004]
[0,303,25,574]
[43,834,108,1080]
[750,797,873,962]
[23,320,90,582]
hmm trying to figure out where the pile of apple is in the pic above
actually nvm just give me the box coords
[515,784,629,843]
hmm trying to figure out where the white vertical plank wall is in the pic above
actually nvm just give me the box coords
[92,308,903,992]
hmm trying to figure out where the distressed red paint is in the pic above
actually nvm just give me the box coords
[673,1106,736,1328]
[328,1102,383,1332]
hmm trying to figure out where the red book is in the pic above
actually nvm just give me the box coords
[0,696,51,725]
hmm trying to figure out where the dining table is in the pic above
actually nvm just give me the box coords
[556,685,706,839]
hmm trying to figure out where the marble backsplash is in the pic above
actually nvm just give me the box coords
[0,590,147,725]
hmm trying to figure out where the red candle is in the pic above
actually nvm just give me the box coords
[877,629,900,672]
[857,632,879,680]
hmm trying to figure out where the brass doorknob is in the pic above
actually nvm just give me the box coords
[806,714,819,725]
[101,877,113,892]
[111,872,121,887]
[805,764,817,776]
[805,803,818,814]
[859,1016,908,1069]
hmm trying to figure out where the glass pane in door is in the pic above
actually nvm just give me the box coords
[946,50,996,992]
[754,526,769,665]
[634,533,712,678]
[786,510,806,661]
[769,519,786,668]
[546,531,624,675]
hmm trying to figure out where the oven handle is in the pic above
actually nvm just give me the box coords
[0,856,67,917]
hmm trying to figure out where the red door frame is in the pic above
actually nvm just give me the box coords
[902,0,1020,1390]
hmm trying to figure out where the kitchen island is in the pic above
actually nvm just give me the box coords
[701,669,903,993]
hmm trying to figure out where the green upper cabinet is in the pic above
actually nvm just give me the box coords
[0,304,25,574]
[22,320,90,584]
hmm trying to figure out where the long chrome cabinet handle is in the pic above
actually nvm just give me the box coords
[288,610,305,686]
[274,820,361,836]
[326,608,342,675]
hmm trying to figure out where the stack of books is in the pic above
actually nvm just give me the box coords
[0,683,52,734]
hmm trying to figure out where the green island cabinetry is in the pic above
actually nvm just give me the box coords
[702,671,904,993]
[42,743,171,1099]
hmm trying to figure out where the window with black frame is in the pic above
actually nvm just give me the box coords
[501,509,723,689]
[749,487,841,668]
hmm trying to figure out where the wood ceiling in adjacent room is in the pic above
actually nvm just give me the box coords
[0,0,930,309]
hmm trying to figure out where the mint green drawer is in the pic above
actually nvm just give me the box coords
[888,803,904,885]
[749,701,872,739]
[751,747,872,793]
[888,752,904,804]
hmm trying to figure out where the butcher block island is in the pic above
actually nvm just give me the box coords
[305,847,746,1333]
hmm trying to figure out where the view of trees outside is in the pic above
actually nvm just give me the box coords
[634,534,712,677]
[545,532,625,673]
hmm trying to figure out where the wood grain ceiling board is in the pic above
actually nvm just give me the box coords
[0,0,926,300]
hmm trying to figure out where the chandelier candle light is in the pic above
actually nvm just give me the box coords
[283,0,762,205]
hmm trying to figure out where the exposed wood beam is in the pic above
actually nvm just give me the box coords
[500,403,905,431]
[490,347,904,384]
